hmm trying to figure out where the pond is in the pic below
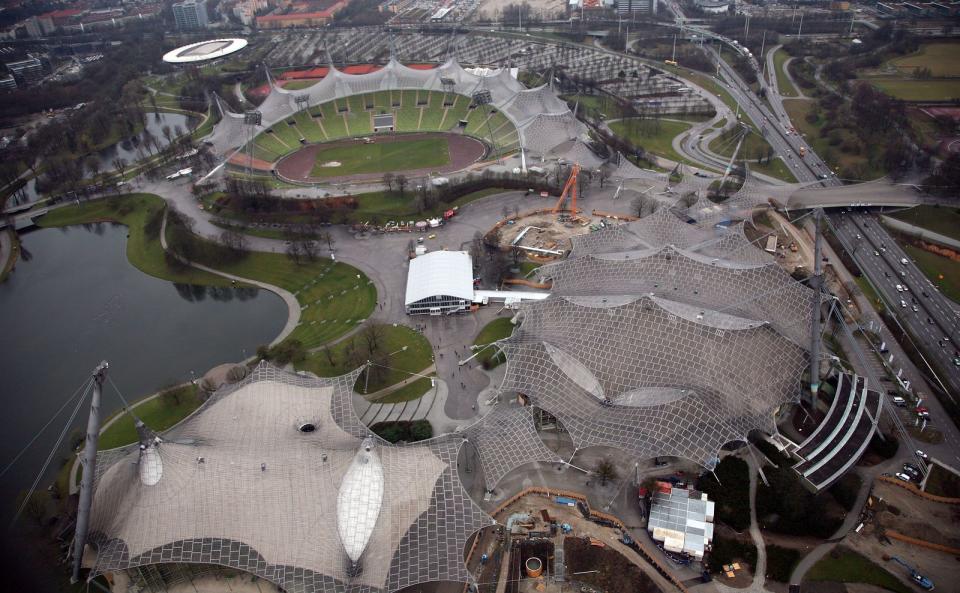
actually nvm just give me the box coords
[0,222,287,522]
[3,111,198,208]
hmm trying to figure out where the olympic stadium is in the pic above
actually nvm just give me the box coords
[204,57,600,183]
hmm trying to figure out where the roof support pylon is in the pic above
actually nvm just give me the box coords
[71,361,109,583]
[809,208,824,405]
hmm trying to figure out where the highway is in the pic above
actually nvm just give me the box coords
[829,211,960,465]
[830,211,960,394]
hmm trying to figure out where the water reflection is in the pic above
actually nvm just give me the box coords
[173,283,259,302]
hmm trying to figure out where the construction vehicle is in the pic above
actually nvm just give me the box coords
[889,557,934,590]
[552,163,581,219]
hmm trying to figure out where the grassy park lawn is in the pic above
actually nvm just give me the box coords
[98,384,202,450]
[210,252,376,348]
[561,93,618,119]
[376,376,434,403]
[890,205,960,242]
[38,194,231,286]
[871,78,960,102]
[296,324,433,392]
[309,137,450,177]
[903,245,960,304]
[609,118,692,165]
[350,187,506,222]
[473,317,515,368]
[805,547,910,593]
[752,158,798,182]
[773,48,798,97]
[889,41,960,77]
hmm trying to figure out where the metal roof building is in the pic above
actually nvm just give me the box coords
[647,485,715,559]
[84,362,492,593]
[463,207,817,486]
[404,250,474,315]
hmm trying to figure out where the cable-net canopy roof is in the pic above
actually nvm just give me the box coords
[464,405,562,491]
[569,208,716,256]
[538,245,816,346]
[497,293,809,468]
[204,58,587,160]
[87,362,491,593]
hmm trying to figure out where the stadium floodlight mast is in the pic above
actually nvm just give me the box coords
[243,110,262,177]
[471,90,501,165]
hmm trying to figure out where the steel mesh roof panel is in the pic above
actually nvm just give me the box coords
[87,362,492,593]
[496,294,807,467]
[464,405,562,491]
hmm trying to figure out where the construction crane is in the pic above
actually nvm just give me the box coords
[552,163,581,218]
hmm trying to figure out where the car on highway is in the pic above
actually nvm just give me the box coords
[892,396,906,406]
[894,472,913,482]
[900,258,909,265]
[896,285,903,292]
[916,449,929,462]
[900,300,907,308]
[874,250,880,256]
[912,305,919,312]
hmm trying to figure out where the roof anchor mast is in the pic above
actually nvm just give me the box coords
[71,361,109,583]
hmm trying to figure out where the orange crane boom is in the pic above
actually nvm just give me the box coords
[552,163,581,215]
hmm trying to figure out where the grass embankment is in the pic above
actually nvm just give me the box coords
[561,93,618,120]
[282,79,320,90]
[870,78,960,102]
[608,118,695,166]
[773,48,798,97]
[296,324,433,393]
[207,251,376,348]
[1,228,20,283]
[889,41,960,77]
[890,205,960,242]
[98,384,202,450]
[378,377,434,404]
[783,98,883,180]
[309,137,451,177]
[473,317,515,369]
[902,245,960,304]
[706,127,797,182]
[805,547,911,593]
[866,41,960,102]
[855,276,886,313]
[37,195,231,286]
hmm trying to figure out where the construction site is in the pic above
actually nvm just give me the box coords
[467,490,679,593]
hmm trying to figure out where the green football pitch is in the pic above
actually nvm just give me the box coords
[309,137,450,177]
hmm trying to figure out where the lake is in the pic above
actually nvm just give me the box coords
[0,222,287,522]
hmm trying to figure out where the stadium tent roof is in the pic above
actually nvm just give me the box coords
[202,58,589,161]
[86,362,492,593]
[496,293,809,468]
[405,250,474,307]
